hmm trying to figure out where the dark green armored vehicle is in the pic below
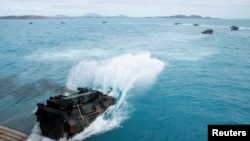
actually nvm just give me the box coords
[35,87,115,140]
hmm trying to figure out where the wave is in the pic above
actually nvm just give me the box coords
[239,26,250,30]
[27,52,164,141]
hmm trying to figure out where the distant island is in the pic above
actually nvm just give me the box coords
[0,14,215,19]
[158,15,212,19]
[0,15,51,19]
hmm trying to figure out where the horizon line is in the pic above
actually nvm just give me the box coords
[0,14,249,19]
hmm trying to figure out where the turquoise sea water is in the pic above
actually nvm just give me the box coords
[0,18,250,141]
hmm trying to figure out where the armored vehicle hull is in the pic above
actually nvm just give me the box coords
[35,87,115,140]
[230,25,239,31]
[202,29,213,34]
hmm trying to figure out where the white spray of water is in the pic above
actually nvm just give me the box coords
[28,52,164,141]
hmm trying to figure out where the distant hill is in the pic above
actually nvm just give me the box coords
[159,15,212,19]
[0,14,128,19]
[0,14,215,19]
[80,14,214,19]
[0,15,51,19]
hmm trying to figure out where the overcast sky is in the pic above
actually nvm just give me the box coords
[1,0,250,19]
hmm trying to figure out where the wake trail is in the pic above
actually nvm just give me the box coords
[27,52,164,141]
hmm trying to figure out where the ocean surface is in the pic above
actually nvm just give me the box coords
[0,18,250,141]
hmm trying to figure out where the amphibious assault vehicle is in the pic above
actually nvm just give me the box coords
[230,25,239,31]
[35,87,115,140]
[202,29,213,34]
